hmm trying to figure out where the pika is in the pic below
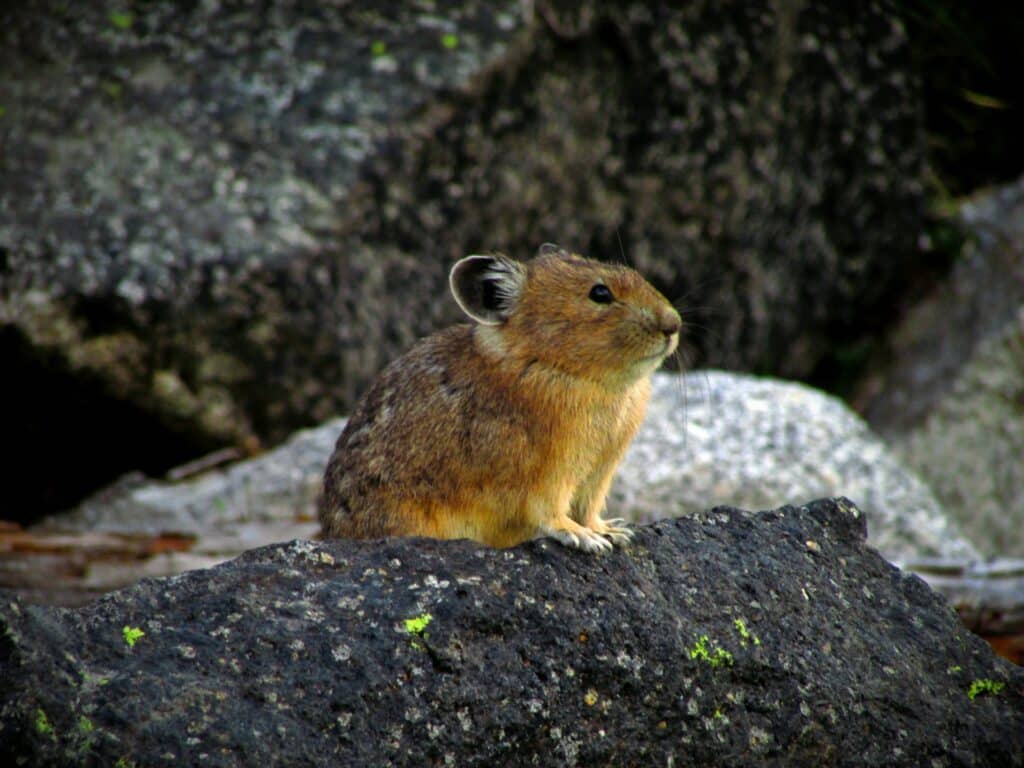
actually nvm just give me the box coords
[318,244,681,552]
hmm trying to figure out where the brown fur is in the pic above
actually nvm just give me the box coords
[318,248,681,552]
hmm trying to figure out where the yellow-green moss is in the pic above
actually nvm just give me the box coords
[689,635,734,668]
[733,618,760,646]
[122,625,145,649]
[35,708,56,740]
[404,613,433,636]
[967,679,1005,700]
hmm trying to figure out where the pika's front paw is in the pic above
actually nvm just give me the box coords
[543,521,613,553]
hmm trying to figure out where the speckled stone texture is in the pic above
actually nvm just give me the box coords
[1,0,926,519]
[612,372,979,566]
[2,499,1020,767]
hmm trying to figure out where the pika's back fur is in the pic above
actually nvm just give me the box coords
[319,244,681,552]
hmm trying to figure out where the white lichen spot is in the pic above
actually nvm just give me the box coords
[336,712,352,728]
[178,644,197,660]
[456,708,473,731]
[332,644,352,663]
[426,722,446,740]
[319,551,335,565]
[526,698,544,715]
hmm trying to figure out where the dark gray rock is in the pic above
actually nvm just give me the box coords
[861,174,1024,436]
[1,1,926,519]
[855,175,1024,557]
[1,498,1020,767]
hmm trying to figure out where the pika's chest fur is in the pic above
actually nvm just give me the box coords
[530,371,649,477]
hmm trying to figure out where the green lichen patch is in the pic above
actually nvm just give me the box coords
[733,619,760,646]
[109,11,133,30]
[404,613,432,636]
[371,40,388,57]
[122,625,145,649]
[688,635,734,668]
[967,679,1005,700]
[77,715,95,735]
[35,707,56,740]
[441,33,459,50]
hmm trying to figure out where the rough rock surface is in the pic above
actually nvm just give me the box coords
[1,1,926,519]
[1,498,1020,767]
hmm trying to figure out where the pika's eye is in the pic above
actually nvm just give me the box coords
[589,284,614,304]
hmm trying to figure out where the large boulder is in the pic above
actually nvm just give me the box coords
[1,498,1020,767]
[0,1,927,519]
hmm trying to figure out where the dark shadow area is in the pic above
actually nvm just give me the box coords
[2,327,221,525]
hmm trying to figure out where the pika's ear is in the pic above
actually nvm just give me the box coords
[449,254,527,325]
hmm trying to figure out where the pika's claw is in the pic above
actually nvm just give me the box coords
[605,526,634,545]
[547,529,580,549]
[576,529,613,553]
[589,517,634,546]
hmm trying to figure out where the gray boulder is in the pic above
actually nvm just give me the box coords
[1,1,926,518]
[856,174,1024,557]
[862,174,1024,435]
[613,371,979,566]
[896,311,1024,558]
[1,498,1020,767]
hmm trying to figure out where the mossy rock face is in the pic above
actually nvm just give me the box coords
[1,499,1021,766]
[0,1,926,519]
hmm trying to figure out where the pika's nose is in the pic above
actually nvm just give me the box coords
[660,311,682,339]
